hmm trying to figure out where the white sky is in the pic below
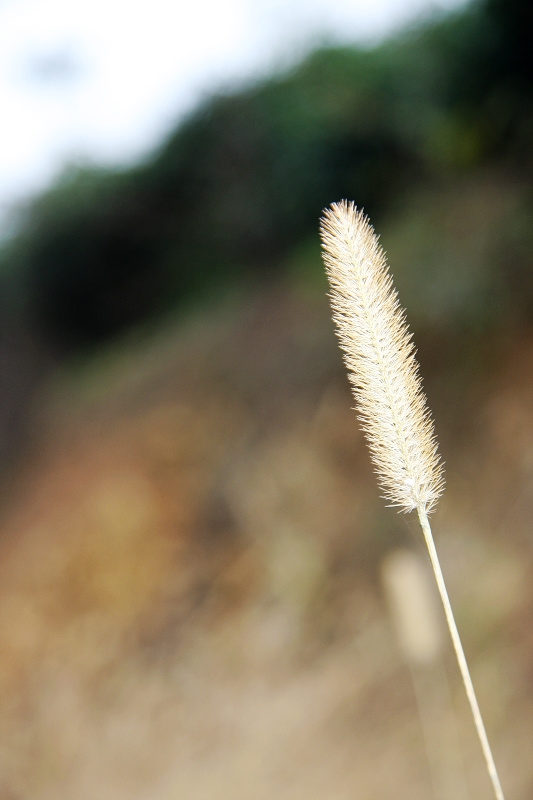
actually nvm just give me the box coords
[0,0,467,235]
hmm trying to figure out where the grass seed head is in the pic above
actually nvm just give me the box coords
[320,200,444,513]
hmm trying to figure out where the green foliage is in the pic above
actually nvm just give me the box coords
[2,0,533,349]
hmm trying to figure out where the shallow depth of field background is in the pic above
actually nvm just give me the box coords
[1,0,533,797]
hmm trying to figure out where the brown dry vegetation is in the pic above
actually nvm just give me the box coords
[0,284,532,799]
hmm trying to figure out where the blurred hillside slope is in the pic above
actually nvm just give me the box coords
[0,284,532,797]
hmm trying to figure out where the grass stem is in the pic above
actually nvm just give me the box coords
[417,507,505,800]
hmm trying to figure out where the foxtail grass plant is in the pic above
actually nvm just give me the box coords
[320,201,505,800]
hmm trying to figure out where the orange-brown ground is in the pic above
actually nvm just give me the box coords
[0,285,532,799]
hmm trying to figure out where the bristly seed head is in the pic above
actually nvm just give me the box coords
[319,200,444,513]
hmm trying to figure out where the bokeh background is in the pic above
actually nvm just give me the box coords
[0,0,532,797]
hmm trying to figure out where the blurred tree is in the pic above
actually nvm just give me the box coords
[1,0,532,354]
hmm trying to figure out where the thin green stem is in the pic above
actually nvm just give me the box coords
[417,507,505,800]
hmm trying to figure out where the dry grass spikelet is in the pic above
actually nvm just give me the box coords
[320,200,506,800]
[319,200,444,514]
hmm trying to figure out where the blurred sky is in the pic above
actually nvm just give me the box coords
[0,0,467,236]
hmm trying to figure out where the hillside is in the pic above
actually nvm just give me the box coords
[0,284,532,798]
